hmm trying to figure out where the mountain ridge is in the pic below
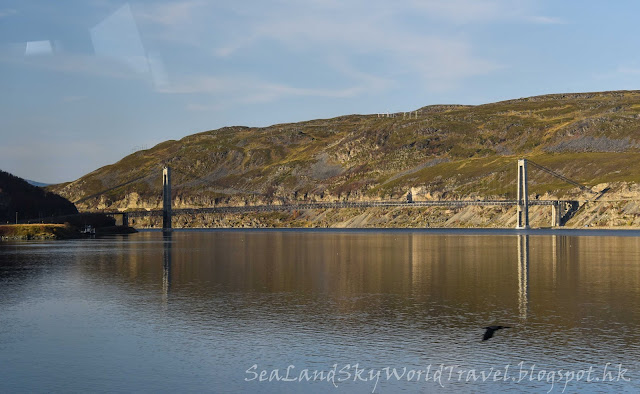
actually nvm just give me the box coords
[50,90,640,220]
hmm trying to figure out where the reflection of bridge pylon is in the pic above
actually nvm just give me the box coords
[517,234,529,320]
[162,232,172,305]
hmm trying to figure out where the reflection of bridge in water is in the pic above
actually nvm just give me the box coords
[162,231,172,306]
[516,234,575,321]
[518,235,529,320]
[156,230,592,322]
[101,158,594,231]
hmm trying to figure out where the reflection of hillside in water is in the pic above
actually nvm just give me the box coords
[3,230,640,379]
[75,231,640,335]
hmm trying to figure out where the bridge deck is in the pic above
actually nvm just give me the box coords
[100,200,573,218]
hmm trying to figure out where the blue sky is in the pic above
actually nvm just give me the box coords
[1,0,640,183]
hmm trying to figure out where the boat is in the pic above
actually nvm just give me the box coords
[81,225,96,235]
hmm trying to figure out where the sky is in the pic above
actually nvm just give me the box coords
[1,0,640,184]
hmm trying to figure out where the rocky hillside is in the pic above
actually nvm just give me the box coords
[52,91,640,213]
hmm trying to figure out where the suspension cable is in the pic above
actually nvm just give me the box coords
[73,172,157,204]
[527,160,596,194]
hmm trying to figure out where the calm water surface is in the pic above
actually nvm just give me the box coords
[1,229,640,393]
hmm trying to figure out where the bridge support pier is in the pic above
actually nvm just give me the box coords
[162,166,172,231]
[110,212,129,227]
[551,201,563,227]
[516,159,529,229]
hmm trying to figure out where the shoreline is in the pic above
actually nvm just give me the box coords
[136,227,640,237]
[0,224,137,241]
[4,223,639,240]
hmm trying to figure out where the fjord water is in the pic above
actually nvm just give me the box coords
[1,230,639,393]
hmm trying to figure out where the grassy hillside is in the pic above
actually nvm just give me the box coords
[0,224,78,240]
[51,90,640,211]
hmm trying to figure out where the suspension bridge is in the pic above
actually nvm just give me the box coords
[77,157,598,230]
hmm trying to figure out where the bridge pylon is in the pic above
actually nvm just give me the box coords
[516,159,529,229]
[162,166,172,231]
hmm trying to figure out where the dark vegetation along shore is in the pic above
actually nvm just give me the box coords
[0,170,136,240]
[0,169,77,223]
[0,221,137,241]
[47,90,640,229]
[0,211,137,240]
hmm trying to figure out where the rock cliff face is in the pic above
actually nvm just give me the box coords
[50,90,640,228]
[123,182,640,229]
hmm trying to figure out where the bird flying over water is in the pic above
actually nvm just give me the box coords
[482,325,511,341]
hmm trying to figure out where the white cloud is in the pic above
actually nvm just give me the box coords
[158,75,236,94]
[242,83,364,103]
[271,0,561,25]
[163,75,371,104]
[137,0,206,27]
[406,0,521,23]
[134,0,559,98]
[212,4,501,89]
[135,1,212,48]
